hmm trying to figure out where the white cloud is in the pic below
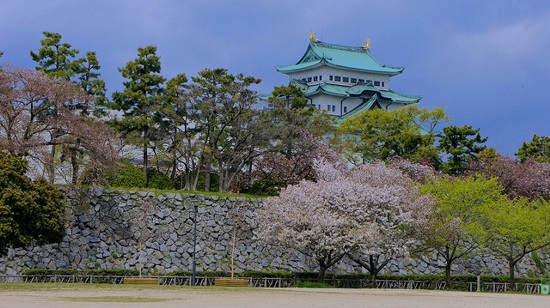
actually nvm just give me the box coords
[451,13,550,74]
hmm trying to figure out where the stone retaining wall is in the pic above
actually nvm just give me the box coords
[0,188,545,277]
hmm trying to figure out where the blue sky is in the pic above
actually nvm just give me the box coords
[1,0,549,156]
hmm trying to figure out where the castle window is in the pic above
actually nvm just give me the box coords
[332,105,335,112]
[342,77,349,83]
[313,76,318,81]
[382,82,385,87]
[374,81,380,86]
[327,105,331,111]
[343,106,348,113]
[350,78,357,83]
[319,75,322,81]
[307,77,312,82]
[329,75,333,81]
[334,76,341,82]
[358,79,365,83]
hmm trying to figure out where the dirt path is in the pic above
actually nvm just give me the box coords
[1,287,548,308]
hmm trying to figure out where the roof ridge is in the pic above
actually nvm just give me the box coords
[313,40,366,53]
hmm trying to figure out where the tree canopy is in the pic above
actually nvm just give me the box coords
[335,106,449,165]
[0,152,67,254]
[111,45,166,185]
[419,176,505,288]
[516,134,550,163]
[438,125,487,175]
[256,160,433,282]
[481,197,550,289]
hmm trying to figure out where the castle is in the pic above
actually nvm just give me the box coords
[275,32,421,123]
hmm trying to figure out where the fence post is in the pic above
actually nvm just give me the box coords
[477,275,481,292]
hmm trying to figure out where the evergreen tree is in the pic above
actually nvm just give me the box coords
[30,31,81,80]
[438,125,487,175]
[111,46,166,185]
[516,134,550,163]
[30,32,111,184]
[75,51,107,116]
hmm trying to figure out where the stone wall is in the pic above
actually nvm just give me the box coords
[0,188,545,277]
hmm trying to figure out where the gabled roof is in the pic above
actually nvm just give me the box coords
[276,41,404,76]
[346,83,421,104]
[290,79,421,104]
[335,94,381,125]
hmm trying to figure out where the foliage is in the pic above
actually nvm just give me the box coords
[22,268,139,276]
[0,65,120,184]
[264,84,333,156]
[256,160,433,282]
[467,155,550,200]
[30,31,81,80]
[184,68,263,192]
[111,45,166,185]
[480,197,550,289]
[335,106,449,165]
[155,73,192,185]
[29,32,113,184]
[0,152,66,255]
[146,168,175,190]
[291,282,332,288]
[516,134,550,163]
[419,176,506,288]
[106,161,146,188]
[246,131,343,195]
[531,251,546,275]
[75,51,108,115]
[438,125,487,175]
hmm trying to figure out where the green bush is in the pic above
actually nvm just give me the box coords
[146,168,175,190]
[291,282,332,288]
[107,161,146,188]
[22,269,139,276]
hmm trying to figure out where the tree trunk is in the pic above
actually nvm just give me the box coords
[317,263,328,283]
[509,258,517,291]
[204,158,211,192]
[143,142,148,186]
[368,255,389,283]
[445,261,452,289]
[71,150,79,184]
[47,143,56,183]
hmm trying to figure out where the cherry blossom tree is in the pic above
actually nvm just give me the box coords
[0,64,120,183]
[247,131,343,195]
[255,160,433,282]
[467,155,550,201]
[339,162,434,282]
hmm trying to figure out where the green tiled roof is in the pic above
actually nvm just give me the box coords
[336,94,380,125]
[276,41,404,75]
[347,83,421,103]
[290,80,421,104]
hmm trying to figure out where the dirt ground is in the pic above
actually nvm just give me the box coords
[1,286,549,308]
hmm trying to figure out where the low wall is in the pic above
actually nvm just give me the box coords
[0,188,544,277]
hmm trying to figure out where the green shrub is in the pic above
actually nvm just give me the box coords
[291,282,332,288]
[532,251,546,275]
[107,161,146,188]
[22,269,139,276]
[146,168,174,189]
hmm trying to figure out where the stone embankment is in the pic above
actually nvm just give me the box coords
[0,188,543,277]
